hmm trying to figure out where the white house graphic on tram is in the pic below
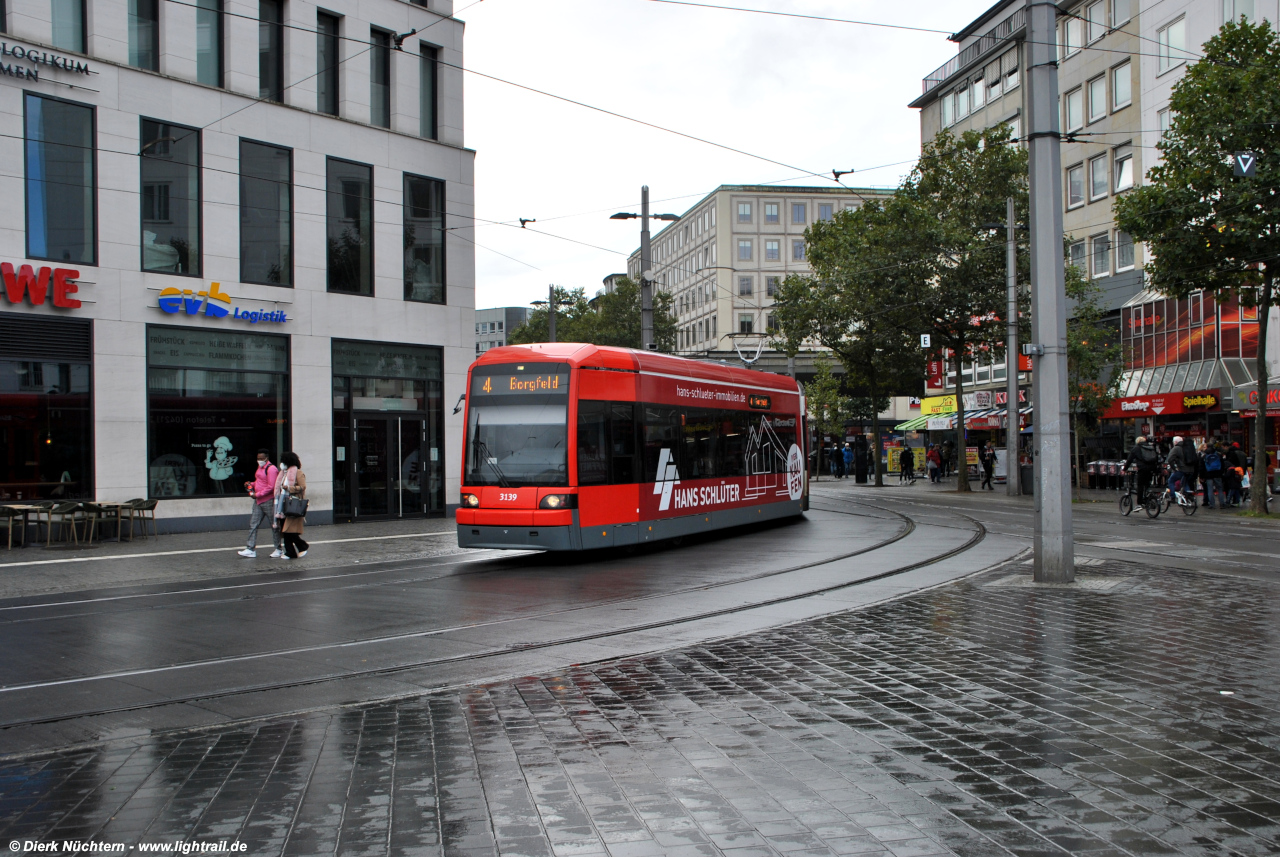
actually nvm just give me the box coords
[745,416,794,500]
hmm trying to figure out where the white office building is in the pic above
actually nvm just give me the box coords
[0,0,475,529]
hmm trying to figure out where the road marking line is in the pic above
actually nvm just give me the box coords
[0,531,455,569]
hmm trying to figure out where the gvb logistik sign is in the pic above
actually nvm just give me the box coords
[157,282,289,324]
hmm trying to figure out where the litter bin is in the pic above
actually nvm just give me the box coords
[1020,464,1034,495]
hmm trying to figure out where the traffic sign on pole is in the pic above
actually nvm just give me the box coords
[1234,152,1257,177]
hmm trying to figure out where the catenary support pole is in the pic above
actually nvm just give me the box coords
[1005,196,1020,497]
[1026,0,1073,582]
[548,284,557,343]
[641,186,654,351]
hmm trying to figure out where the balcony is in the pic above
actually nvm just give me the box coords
[922,9,1025,94]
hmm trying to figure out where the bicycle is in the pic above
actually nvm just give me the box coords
[1120,468,1162,518]
[1159,476,1198,516]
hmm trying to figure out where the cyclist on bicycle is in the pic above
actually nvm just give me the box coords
[1165,435,1199,496]
[1125,435,1160,501]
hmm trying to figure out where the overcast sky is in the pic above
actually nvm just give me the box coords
[461,0,996,310]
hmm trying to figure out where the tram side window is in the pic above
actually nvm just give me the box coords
[610,403,637,484]
[681,408,718,479]
[642,405,681,481]
[717,409,750,477]
[577,401,609,486]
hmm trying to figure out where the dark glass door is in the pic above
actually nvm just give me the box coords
[397,418,425,516]
[355,417,390,517]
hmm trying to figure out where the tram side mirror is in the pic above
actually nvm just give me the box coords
[452,393,466,415]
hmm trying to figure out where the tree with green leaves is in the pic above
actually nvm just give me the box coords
[776,198,927,487]
[894,125,1029,491]
[804,359,852,480]
[508,279,677,351]
[1115,18,1280,513]
[1064,265,1123,499]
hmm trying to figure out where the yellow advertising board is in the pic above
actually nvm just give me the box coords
[921,394,957,415]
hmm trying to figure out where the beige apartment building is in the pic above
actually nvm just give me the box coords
[625,185,893,373]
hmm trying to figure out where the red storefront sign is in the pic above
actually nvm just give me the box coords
[1102,390,1219,419]
[1,262,83,309]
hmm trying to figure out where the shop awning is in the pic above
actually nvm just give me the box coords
[895,414,932,431]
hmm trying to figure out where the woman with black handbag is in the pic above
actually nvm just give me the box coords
[277,451,309,559]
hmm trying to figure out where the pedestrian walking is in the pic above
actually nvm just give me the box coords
[926,445,942,483]
[939,441,952,479]
[980,442,997,490]
[277,451,309,559]
[842,444,853,479]
[1202,442,1226,509]
[238,449,280,559]
[899,447,915,484]
[1166,435,1198,497]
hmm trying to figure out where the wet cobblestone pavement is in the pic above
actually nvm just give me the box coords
[3,560,1279,857]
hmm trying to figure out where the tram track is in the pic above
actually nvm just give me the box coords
[0,497,988,734]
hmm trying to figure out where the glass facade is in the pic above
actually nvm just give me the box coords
[25,94,95,265]
[404,173,445,303]
[141,120,201,276]
[51,0,85,52]
[240,139,292,286]
[332,341,444,519]
[196,0,223,87]
[146,326,290,499]
[420,45,438,139]
[128,0,159,70]
[327,158,373,295]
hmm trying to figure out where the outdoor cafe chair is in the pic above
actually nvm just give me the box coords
[0,506,26,549]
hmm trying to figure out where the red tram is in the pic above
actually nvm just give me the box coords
[457,343,808,551]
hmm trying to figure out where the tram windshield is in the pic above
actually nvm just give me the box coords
[465,363,569,487]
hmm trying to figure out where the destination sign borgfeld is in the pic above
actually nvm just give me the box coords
[472,372,568,396]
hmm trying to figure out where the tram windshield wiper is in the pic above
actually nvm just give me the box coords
[472,416,510,487]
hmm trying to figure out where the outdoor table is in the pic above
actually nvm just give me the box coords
[0,504,42,547]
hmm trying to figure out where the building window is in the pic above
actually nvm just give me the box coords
[196,0,223,87]
[818,203,834,221]
[370,29,391,128]
[1064,88,1084,131]
[25,94,95,265]
[1089,154,1108,200]
[764,203,778,223]
[1062,16,1083,57]
[327,158,373,295]
[738,239,752,261]
[239,139,291,286]
[1007,116,1020,142]
[792,239,805,261]
[1111,0,1130,26]
[140,120,200,276]
[316,13,340,115]
[765,240,779,261]
[146,326,290,500]
[1086,1,1106,41]
[420,45,438,139]
[129,0,159,70]
[1003,47,1019,90]
[1158,17,1186,73]
[1066,164,1084,207]
[1114,147,1134,191]
[955,84,969,118]
[51,0,85,52]
[1088,76,1106,122]
[404,173,445,304]
[1223,0,1255,23]
[1091,233,1112,277]
[1157,107,1172,136]
[1116,230,1135,270]
[1112,61,1131,107]
[941,92,954,127]
[766,276,779,296]
[739,314,754,334]
[1069,241,1086,273]
[258,0,284,101]
[789,204,804,224]
[767,313,779,332]
[737,202,751,223]
[986,60,1002,100]
[739,276,752,296]
[972,76,985,109]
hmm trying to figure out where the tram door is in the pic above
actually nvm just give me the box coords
[353,417,428,518]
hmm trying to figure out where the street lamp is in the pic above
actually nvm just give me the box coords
[983,201,1027,497]
[531,285,566,342]
[610,186,679,351]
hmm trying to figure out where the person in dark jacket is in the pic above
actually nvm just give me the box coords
[899,447,915,484]
[1165,435,1198,496]
[980,442,997,490]
[1124,435,1160,501]
[1201,441,1227,509]
[1225,443,1247,506]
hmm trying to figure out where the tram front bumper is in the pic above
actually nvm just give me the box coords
[457,523,577,551]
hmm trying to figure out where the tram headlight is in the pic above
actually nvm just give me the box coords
[539,494,577,509]
[460,493,480,508]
